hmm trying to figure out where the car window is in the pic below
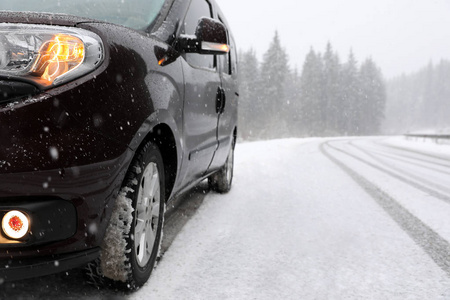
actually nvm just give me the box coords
[182,0,215,70]
[222,48,232,75]
[230,37,237,75]
[0,0,166,30]
[218,16,231,75]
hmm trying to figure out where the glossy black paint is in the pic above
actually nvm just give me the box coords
[0,0,238,281]
[0,81,40,103]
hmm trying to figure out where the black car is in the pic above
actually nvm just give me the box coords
[0,0,238,289]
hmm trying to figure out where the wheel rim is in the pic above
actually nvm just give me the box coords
[134,162,160,268]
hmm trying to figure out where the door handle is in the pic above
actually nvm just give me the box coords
[216,87,226,114]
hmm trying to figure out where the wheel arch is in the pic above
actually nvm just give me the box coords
[142,123,178,201]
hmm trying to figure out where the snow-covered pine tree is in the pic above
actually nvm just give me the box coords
[339,50,361,135]
[238,48,260,140]
[359,58,386,134]
[433,60,450,128]
[322,42,341,135]
[284,66,302,136]
[299,48,324,136]
[259,31,290,139]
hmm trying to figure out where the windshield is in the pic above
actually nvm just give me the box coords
[0,0,166,30]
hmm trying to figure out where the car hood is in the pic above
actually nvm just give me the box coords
[0,11,99,27]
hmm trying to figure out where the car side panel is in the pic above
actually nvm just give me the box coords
[208,4,239,171]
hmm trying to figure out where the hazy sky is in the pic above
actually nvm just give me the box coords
[216,0,450,78]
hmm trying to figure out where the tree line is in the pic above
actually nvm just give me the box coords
[238,32,387,140]
[384,60,450,134]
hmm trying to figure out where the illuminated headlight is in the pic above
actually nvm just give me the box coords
[0,23,104,88]
[2,210,30,239]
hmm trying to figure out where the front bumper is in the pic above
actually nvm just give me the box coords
[0,247,99,282]
[0,72,135,280]
[0,150,133,255]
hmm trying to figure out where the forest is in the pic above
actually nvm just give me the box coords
[237,32,450,140]
[384,60,450,134]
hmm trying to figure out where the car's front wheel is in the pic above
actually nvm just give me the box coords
[85,141,165,290]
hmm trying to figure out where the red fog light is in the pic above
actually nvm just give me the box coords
[2,211,30,239]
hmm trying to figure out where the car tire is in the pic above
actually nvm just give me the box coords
[84,141,165,290]
[208,140,235,194]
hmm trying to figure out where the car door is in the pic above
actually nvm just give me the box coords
[178,0,222,184]
[208,19,239,171]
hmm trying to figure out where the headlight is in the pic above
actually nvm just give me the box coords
[0,23,104,89]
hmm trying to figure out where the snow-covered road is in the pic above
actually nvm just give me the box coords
[3,137,450,299]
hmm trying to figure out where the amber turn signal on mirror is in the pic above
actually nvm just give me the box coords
[201,42,230,53]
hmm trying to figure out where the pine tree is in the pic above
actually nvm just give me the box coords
[434,60,450,127]
[259,31,290,139]
[359,58,386,134]
[322,42,341,135]
[285,67,302,136]
[238,48,260,140]
[299,48,324,136]
[422,62,436,127]
[339,50,361,135]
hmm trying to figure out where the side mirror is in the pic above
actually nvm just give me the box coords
[178,17,230,55]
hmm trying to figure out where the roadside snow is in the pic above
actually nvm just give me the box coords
[408,129,450,135]
[132,138,450,299]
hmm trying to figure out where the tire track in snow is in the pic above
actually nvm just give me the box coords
[348,141,450,195]
[325,140,450,204]
[375,139,450,167]
[320,141,450,279]
[351,141,450,176]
